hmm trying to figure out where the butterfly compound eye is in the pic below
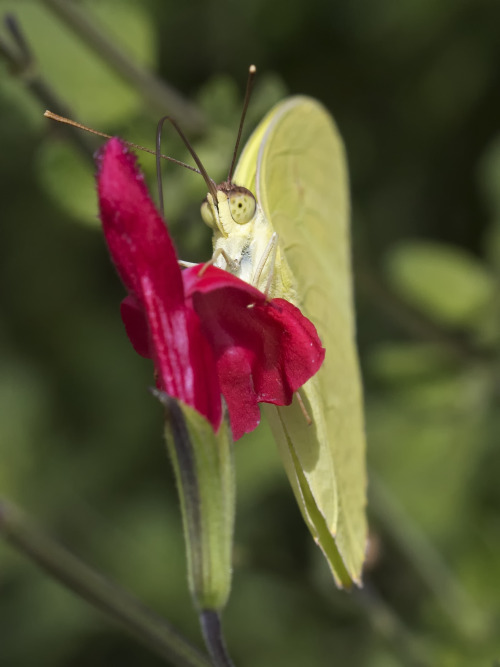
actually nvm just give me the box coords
[201,200,217,228]
[229,191,256,224]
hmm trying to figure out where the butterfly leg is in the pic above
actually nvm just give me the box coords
[211,247,240,272]
[296,389,312,426]
[253,232,278,297]
[193,248,240,277]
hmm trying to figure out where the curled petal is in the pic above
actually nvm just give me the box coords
[184,265,325,439]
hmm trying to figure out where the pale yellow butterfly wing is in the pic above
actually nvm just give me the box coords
[233,96,367,586]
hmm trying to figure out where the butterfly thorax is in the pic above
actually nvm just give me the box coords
[201,184,298,302]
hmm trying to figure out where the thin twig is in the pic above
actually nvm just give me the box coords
[0,14,95,161]
[40,0,206,134]
[0,499,212,667]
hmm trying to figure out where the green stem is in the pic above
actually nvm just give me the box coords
[158,394,236,665]
[0,499,212,667]
[40,0,206,134]
[200,610,235,667]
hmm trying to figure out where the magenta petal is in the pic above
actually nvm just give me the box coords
[255,297,326,396]
[141,281,222,429]
[121,294,151,358]
[184,265,325,439]
[183,264,265,301]
[97,139,222,431]
[97,139,183,304]
[216,347,261,441]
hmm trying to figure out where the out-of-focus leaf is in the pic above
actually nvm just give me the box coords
[89,498,194,629]
[368,341,456,383]
[0,359,50,496]
[1,1,156,125]
[197,75,241,126]
[0,77,45,132]
[385,240,495,328]
[235,417,282,505]
[368,363,493,540]
[36,140,98,225]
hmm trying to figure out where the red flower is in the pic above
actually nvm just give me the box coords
[97,138,325,440]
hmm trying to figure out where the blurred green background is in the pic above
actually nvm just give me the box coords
[1,0,500,665]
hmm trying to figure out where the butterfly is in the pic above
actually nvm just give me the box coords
[200,95,367,587]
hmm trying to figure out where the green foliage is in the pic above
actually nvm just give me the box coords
[1,0,500,665]
[1,1,155,123]
[36,140,98,225]
[163,400,235,612]
[385,240,495,328]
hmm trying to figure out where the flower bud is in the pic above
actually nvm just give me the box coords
[160,394,235,612]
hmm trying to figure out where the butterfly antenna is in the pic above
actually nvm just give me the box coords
[159,116,218,204]
[43,111,201,174]
[227,64,257,183]
[156,116,167,219]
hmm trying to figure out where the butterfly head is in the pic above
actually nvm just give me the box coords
[201,182,257,238]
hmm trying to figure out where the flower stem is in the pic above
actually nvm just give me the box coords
[40,0,206,134]
[0,499,212,667]
[158,395,236,666]
[200,610,235,667]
